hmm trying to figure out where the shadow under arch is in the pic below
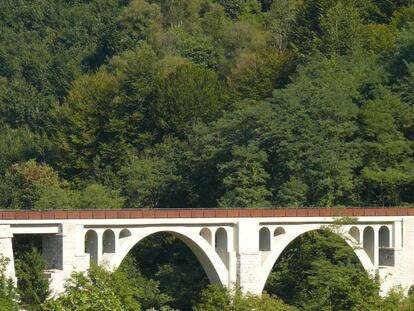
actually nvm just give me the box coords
[108,227,227,286]
[259,225,374,293]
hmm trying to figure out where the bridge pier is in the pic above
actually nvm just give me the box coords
[236,252,261,294]
[45,223,88,295]
[43,234,63,270]
[0,225,15,283]
[235,220,262,294]
[378,218,414,294]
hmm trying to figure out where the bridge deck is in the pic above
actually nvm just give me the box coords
[0,208,413,220]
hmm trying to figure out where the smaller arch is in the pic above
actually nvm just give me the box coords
[259,227,271,251]
[274,227,285,237]
[85,230,98,264]
[103,229,116,254]
[379,226,390,248]
[349,226,360,243]
[215,228,228,252]
[200,228,212,245]
[119,229,131,239]
[363,226,375,265]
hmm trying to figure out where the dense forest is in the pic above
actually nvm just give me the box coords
[0,0,414,310]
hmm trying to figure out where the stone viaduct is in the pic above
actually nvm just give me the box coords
[0,208,413,296]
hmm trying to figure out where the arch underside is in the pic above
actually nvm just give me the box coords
[259,225,375,292]
[106,227,228,286]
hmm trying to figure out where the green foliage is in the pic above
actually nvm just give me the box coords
[267,50,384,207]
[168,29,218,68]
[54,44,226,179]
[0,159,61,209]
[391,5,414,29]
[158,62,225,137]
[42,281,124,311]
[43,260,174,311]
[0,257,18,311]
[34,183,124,210]
[15,247,50,310]
[389,22,414,80]
[395,63,414,105]
[120,135,193,209]
[0,0,126,133]
[34,187,76,210]
[227,50,291,100]
[0,159,123,210]
[0,78,54,131]
[151,0,201,28]
[128,233,209,310]
[78,184,124,210]
[194,284,296,311]
[116,256,173,311]
[219,20,268,72]
[267,0,300,52]
[117,0,162,45]
[186,101,275,207]
[360,88,414,205]
[216,0,262,20]
[265,230,381,311]
[289,0,406,55]
[53,69,122,178]
[380,286,414,310]
[218,142,272,207]
[121,154,184,208]
[193,285,231,311]
[318,2,365,54]
[0,126,52,173]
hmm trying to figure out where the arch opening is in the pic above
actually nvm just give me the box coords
[379,226,390,248]
[215,228,228,252]
[85,230,98,264]
[200,228,212,245]
[378,226,394,267]
[363,226,375,265]
[274,227,285,237]
[118,232,211,311]
[259,227,271,251]
[103,229,115,253]
[263,229,375,310]
[349,226,360,243]
[119,229,131,239]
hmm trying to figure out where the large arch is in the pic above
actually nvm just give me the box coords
[107,227,228,286]
[259,224,374,293]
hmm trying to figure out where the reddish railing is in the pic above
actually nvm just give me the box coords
[0,208,413,220]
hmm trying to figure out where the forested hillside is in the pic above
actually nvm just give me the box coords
[1,0,413,209]
[1,0,414,310]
